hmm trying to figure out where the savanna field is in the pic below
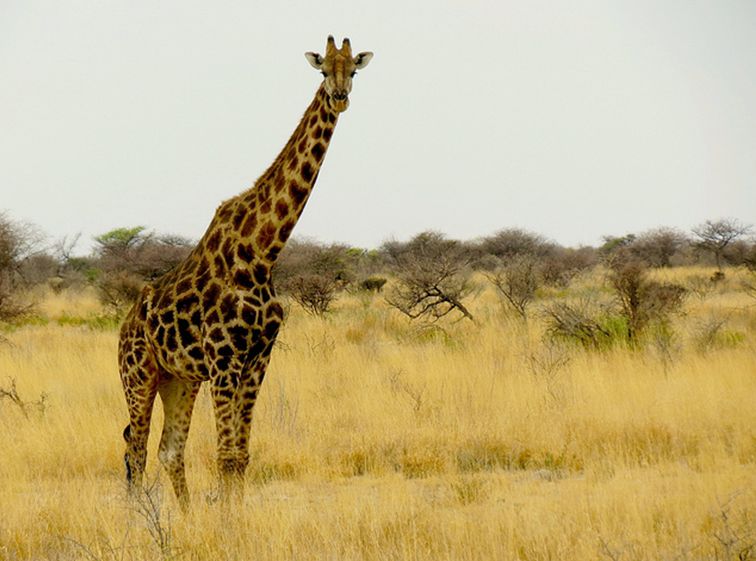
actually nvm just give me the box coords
[1,267,754,561]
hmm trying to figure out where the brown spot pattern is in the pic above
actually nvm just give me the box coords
[257,222,276,249]
[275,200,289,220]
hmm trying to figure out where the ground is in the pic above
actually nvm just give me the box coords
[0,267,754,560]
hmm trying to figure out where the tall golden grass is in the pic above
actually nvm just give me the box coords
[0,268,754,560]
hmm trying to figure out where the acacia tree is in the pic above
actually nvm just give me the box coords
[384,232,474,323]
[629,227,688,267]
[94,227,192,279]
[599,234,636,260]
[93,226,193,310]
[479,228,553,260]
[692,219,752,271]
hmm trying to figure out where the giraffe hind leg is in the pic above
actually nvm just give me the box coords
[122,383,158,495]
[157,377,201,511]
[119,337,160,496]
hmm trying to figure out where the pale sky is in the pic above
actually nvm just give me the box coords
[2,1,755,253]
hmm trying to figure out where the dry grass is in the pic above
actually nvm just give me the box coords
[1,266,754,560]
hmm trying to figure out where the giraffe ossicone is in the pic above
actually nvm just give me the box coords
[118,36,372,509]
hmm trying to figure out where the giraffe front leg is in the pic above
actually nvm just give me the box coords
[211,372,251,500]
[157,377,201,511]
[211,353,272,500]
[209,299,282,500]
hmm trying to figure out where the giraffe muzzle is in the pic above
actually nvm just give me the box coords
[330,94,350,113]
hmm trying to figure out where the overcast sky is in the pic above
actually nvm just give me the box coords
[2,1,755,253]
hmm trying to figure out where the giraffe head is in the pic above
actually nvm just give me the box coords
[305,35,373,113]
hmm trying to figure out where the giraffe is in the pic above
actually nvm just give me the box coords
[118,36,373,509]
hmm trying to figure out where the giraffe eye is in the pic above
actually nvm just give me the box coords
[321,71,327,77]
[350,71,357,78]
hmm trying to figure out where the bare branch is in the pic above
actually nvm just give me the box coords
[384,232,475,323]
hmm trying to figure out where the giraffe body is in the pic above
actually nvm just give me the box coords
[118,37,372,508]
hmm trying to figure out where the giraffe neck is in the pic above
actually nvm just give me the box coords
[197,85,340,283]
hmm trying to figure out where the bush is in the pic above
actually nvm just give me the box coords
[275,240,356,288]
[472,229,596,287]
[95,227,193,280]
[275,240,358,315]
[607,255,686,344]
[287,274,337,316]
[723,239,756,269]
[540,246,597,287]
[627,228,689,268]
[384,232,474,323]
[543,300,616,350]
[92,227,192,309]
[478,228,555,261]
[599,234,636,260]
[18,254,59,286]
[97,271,145,313]
[0,213,43,322]
[544,255,687,350]
[486,256,540,319]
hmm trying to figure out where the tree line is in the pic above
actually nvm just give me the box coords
[0,212,753,328]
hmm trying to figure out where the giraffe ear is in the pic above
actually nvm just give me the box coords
[353,52,373,69]
[305,52,324,69]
